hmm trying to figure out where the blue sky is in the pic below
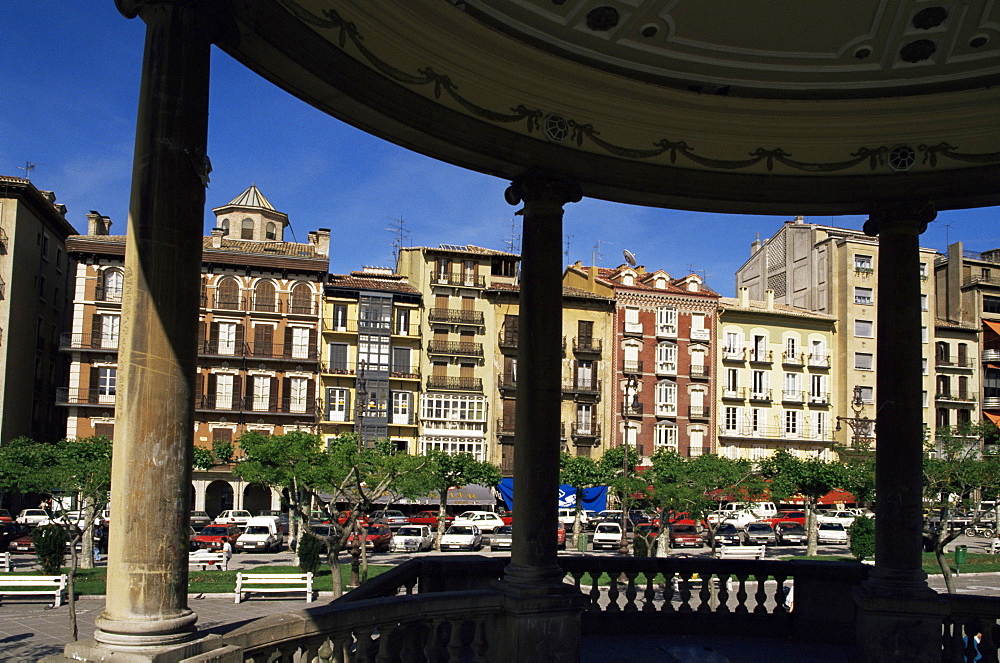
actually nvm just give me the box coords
[3,1,996,297]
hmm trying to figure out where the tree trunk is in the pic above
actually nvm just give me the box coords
[936,542,957,594]
[80,497,94,570]
[329,549,343,598]
[573,489,584,550]
[435,490,448,551]
[655,506,669,557]
[805,500,818,557]
[68,534,80,640]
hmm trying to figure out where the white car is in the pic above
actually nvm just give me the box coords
[592,522,624,550]
[389,525,435,552]
[818,510,857,527]
[235,520,282,553]
[439,525,483,551]
[452,511,505,533]
[16,509,51,526]
[214,510,253,526]
[817,522,849,544]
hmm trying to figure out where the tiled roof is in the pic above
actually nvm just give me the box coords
[326,273,421,295]
[583,265,719,296]
[488,282,614,301]
[718,297,835,320]
[410,244,519,257]
[202,237,319,257]
[225,184,275,210]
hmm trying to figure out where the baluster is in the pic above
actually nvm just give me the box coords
[716,574,731,614]
[773,575,789,614]
[660,573,676,613]
[734,574,749,614]
[398,623,424,661]
[316,638,335,663]
[588,572,603,613]
[642,572,657,612]
[752,573,768,614]
[375,623,398,663]
[471,617,489,663]
[570,570,585,594]
[677,573,694,613]
[606,570,622,612]
[447,617,467,662]
[697,574,713,614]
[355,626,377,662]
[623,571,639,612]
[402,577,417,595]
[423,619,445,661]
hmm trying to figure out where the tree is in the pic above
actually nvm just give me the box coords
[192,445,215,470]
[423,451,501,550]
[848,516,875,561]
[559,453,606,548]
[212,438,235,465]
[759,450,845,556]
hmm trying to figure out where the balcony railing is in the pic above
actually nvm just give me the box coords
[623,360,643,374]
[498,331,518,349]
[430,271,486,288]
[571,422,601,439]
[983,349,1000,362]
[690,365,709,378]
[808,353,831,368]
[205,295,317,316]
[718,424,835,442]
[59,333,119,351]
[622,403,644,417]
[722,388,745,400]
[94,286,122,303]
[498,373,517,390]
[426,376,482,391]
[781,390,805,403]
[427,340,483,357]
[200,341,319,362]
[723,348,745,361]
[656,323,677,338]
[936,358,975,369]
[984,396,1000,408]
[196,396,319,415]
[496,418,515,435]
[427,307,484,325]
[936,392,977,403]
[749,390,772,402]
[572,337,602,354]
[563,378,601,395]
[782,351,804,366]
[688,405,708,419]
[655,361,677,376]
[56,388,115,406]
[749,350,773,364]
[808,393,830,405]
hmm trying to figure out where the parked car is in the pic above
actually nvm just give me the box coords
[335,511,369,527]
[192,524,241,551]
[490,525,513,551]
[743,522,777,546]
[556,521,566,550]
[0,509,13,523]
[235,517,282,553]
[818,522,849,544]
[440,525,483,551]
[775,522,807,545]
[818,511,857,528]
[291,524,337,552]
[592,522,624,551]
[408,511,453,527]
[256,510,289,534]
[669,523,704,548]
[370,510,409,529]
[764,510,807,527]
[9,524,83,554]
[0,523,31,551]
[190,511,212,530]
[52,509,104,528]
[347,524,393,553]
[389,525,434,552]
[499,511,514,526]
[213,510,253,526]
[633,523,659,539]
[15,509,51,526]
[711,523,742,547]
[452,511,505,533]
[558,508,587,529]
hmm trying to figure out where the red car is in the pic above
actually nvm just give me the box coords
[0,509,12,523]
[192,524,241,551]
[556,521,566,550]
[347,524,392,552]
[336,511,370,527]
[668,523,705,548]
[499,511,514,526]
[408,511,453,527]
[764,511,807,527]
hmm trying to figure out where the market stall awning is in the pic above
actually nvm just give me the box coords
[985,412,1000,427]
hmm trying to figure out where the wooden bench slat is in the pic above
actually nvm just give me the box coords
[235,572,313,604]
[0,574,68,607]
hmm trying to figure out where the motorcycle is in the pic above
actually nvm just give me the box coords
[964,523,995,538]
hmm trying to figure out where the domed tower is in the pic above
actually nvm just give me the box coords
[211,184,288,242]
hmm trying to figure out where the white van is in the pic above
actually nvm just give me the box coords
[235,516,281,553]
[558,509,593,529]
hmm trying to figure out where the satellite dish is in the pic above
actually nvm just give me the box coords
[623,249,637,266]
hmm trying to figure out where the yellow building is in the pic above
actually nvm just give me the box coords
[716,288,837,460]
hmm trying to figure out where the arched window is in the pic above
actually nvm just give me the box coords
[265,222,277,240]
[289,282,313,314]
[254,280,276,312]
[101,269,123,302]
[220,218,230,235]
[216,277,240,310]
[241,218,254,240]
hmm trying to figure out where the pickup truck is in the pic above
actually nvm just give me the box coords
[408,511,454,527]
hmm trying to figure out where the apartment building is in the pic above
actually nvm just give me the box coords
[319,267,421,451]
[717,289,837,460]
[0,177,76,444]
[488,279,615,474]
[564,261,720,460]
[60,185,330,449]
[396,245,519,461]
[935,242,999,438]
[735,216,940,444]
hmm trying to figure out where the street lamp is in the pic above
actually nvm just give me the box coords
[835,385,875,449]
[620,375,639,554]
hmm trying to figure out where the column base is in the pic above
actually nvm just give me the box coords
[855,571,941,663]
[488,578,587,663]
[501,561,566,594]
[48,634,238,663]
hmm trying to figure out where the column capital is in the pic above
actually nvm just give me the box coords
[862,201,936,237]
[116,0,238,47]
[505,169,583,208]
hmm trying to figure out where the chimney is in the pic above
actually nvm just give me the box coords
[210,227,224,249]
[793,215,805,224]
[737,287,750,307]
[750,232,761,256]
[589,265,598,292]
[637,265,646,276]
[87,211,111,236]
[308,228,331,257]
[765,289,775,310]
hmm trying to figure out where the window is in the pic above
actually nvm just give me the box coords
[216,278,240,310]
[936,341,950,363]
[241,218,254,240]
[919,262,928,279]
[392,391,412,425]
[936,375,951,398]
[724,406,740,432]
[985,296,1000,314]
[655,380,677,416]
[254,281,277,312]
[725,368,739,395]
[855,352,873,370]
[624,307,641,334]
[922,358,928,375]
[289,377,309,413]
[220,218,229,235]
[690,348,706,376]
[783,373,800,400]
[785,336,798,360]
[654,422,678,450]
[688,428,705,456]
[724,331,744,358]
[577,360,594,389]
[813,412,827,440]
[656,306,677,337]
[958,343,968,366]
[575,403,594,435]
[217,322,237,355]
[750,408,764,434]
[265,222,277,240]
[326,387,349,422]
[358,333,389,371]
[391,347,411,375]
[290,283,313,314]
[751,370,768,397]
[656,342,677,375]
[690,313,707,340]
[810,375,827,402]
[331,304,348,331]
[97,367,116,404]
[856,386,874,404]
[959,376,970,400]
[328,343,348,372]
[215,373,235,409]
[751,334,768,361]
[623,342,640,373]
[436,258,450,281]
[462,260,477,286]
[854,320,874,338]
[395,308,411,335]
[921,294,928,312]
[854,254,873,272]
[922,326,928,344]
[99,315,120,349]
[784,410,799,436]
[252,376,271,410]
[854,287,873,305]
[936,408,949,429]
[101,269,123,302]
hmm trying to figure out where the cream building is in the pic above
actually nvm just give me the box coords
[717,289,837,460]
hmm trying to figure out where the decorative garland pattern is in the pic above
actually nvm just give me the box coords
[279,1,1000,173]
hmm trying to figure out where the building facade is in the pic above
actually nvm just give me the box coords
[0,177,76,444]
[319,267,422,451]
[716,288,838,460]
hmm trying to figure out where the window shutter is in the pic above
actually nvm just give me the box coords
[233,375,243,409]
[89,366,100,396]
[207,374,217,407]
[198,321,206,352]
[344,390,352,419]
[195,373,204,406]
[330,343,347,371]
[90,314,102,349]
[209,322,219,354]
[306,380,315,414]
[325,387,335,420]
[282,377,291,411]
[253,325,266,357]
[269,377,278,408]
[283,327,293,358]
[309,328,317,360]
[235,324,245,355]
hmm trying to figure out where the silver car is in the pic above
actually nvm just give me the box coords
[490,525,513,551]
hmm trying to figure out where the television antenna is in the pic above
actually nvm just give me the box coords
[564,234,574,260]
[18,161,45,181]
[623,249,637,266]
[592,240,610,266]
[504,217,521,254]
[386,215,411,266]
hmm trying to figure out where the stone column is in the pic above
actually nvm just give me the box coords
[65,1,218,658]
[856,201,940,662]
[490,169,586,663]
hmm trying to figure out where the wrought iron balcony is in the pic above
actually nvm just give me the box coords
[426,376,482,391]
[498,373,516,391]
[749,389,772,402]
[55,388,115,406]
[749,350,773,364]
[428,307,484,325]
[782,351,804,366]
[59,333,119,351]
[623,360,643,374]
[808,353,831,368]
[688,405,708,419]
[622,403,643,417]
[498,331,518,349]
[429,271,486,288]
[563,378,601,396]
[570,422,601,441]
[781,390,805,404]
[496,417,515,436]
[936,357,975,369]
[196,396,319,415]
[427,340,483,357]
[200,341,319,362]
[690,365,710,379]
[572,337,602,355]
